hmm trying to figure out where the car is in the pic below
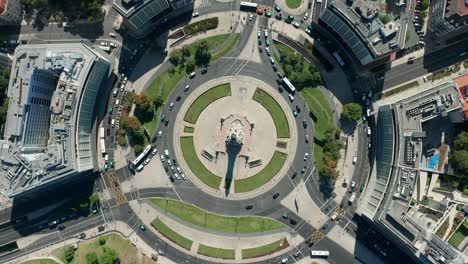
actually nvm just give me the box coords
[277,72,283,78]
[158,249,165,256]
[302,120,307,128]
[275,13,283,20]
[304,13,309,20]
[167,159,172,166]
[100,42,108,46]
[152,148,158,155]
[265,39,270,46]
[259,45,262,52]
[291,172,297,179]
[287,15,294,22]
[258,39,262,45]
[256,9,264,15]
[294,251,301,257]
[293,110,298,117]
[292,21,300,28]
[110,161,114,168]
[245,205,253,210]
[281,257,289,263]
[169,102,174,110]
[181,173,186,180]
[351,181,356,188]
[109,32,117,37]
[192,11,199,17]
[331,212,338,221]
[290,219,297,225]
[304,152,309,161]
[264,29,269,38]
[295,105,301,112]
[265,12,272,18]
[108,106,113,114]
[301,166,306,173]
[79,233,86,239]
[176,167,182,174]
[104,164,108,172]
[423,75,428,82]
[367,127,371,136]
[305,134,309,143]
[184,85,190,91]
[275,4,281,12]
[272,64,277,71]
[110,42,117,48]
[161,114,166,122]
[368,143,372,149]
[170,166,175,172]
[288,94,294,101]
[140,225,146,231]
[174,173,180,180]
[305,28,311,35]
[272,192,280,199]
[322,223,329,230]
[201,67,208,74]
[158,130,162,137]
[352,155,357,164]
[360,185,365,192]
[282,213,289,219]
[366,108,371,117]
[257,30,261,38]
[58,225,66,230]
[144,158,150,165]
[160,155,165,162]
[176,96,181,102]
[189,72,196,78]
[265,47,271,55]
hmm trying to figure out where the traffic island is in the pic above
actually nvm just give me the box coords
[241,238,289,259]
[150,198,286,233]
[151,218,194,250]
[197,244,235,259]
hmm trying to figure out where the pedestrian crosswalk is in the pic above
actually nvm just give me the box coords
[199,0,210,8]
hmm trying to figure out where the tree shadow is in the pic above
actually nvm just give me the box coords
[339,116,357,136]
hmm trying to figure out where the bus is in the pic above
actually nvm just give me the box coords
[311,250,329,258]
[282,77,296,94]
[100,138,106,154]
[332,52,345,67]
[240,1,258,12]
[99,127,105,139]
[131,145,152,168]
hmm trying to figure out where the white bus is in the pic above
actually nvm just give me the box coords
[131,145,152,168]
[100,138,106,154]
[332,52,345,67]
[282,77,296,94]
[240,1,258,12]
[100,127,105,139]
[311,250,329,258]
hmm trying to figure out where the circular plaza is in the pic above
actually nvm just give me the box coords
[173,76,298,198]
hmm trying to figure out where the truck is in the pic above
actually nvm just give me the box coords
[348,192,356,205]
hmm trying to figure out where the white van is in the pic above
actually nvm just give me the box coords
[115,99,120,106]
[113,89,118,96]
[164,149,170,158]
[111,119,115,127]
[136,164,144,172]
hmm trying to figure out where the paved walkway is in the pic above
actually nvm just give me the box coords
[173,76,298,200]
[133,200,303,262]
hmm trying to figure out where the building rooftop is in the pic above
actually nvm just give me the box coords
[445,0,468,26]
[320,0,400,65]
[453,73,468,118]
[113,0,171,18]
[0,43,111,197]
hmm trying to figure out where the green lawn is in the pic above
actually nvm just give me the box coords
[184,83,231,124]
[22,260,58,264]
[234,151,287,193]
[185,34,231,55]
[300,88,334,141]
[285,0,301,9]
[151,218,193,250]
[242,238,289,259]
[384,81,419,97]
[252,88,290,138]
[149,198,286,233]
[197,244,235,259]
[314,143,325,172]
[449,221,468,247]
[211,34,240,61]
[180,136,222,189]
[184,126,195,133]
[143,34,240,135]
[51,233,151,264]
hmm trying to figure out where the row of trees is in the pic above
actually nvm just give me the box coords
[450,130,468,179]
[63,237,119,264]
[169,39,211,73]
[0,69,10,127]
[318,129,343,181]
[21,0,105,22]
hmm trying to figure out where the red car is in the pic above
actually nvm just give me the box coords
[256,8,264,15]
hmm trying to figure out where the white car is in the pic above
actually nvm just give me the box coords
[160,155,165,162]
[351,181,356,188]
[304,152,309,161]
[109,42,117,48]
[174,173,180,180]
[100,42,108,46]
[303,13,308,20]
[249,14,253,21]
[169,102,174,110]
[281,257,289,263]
[257,30,261,38]
[184,85,190,91]
[269,56,275,64]
[423,75,428,82]
[109,32,117,38]
[189,72,196,78]
[152,148,158,155]
[265,46,271,55]
[288,94,294,101]
[176,167,182,174]
[292,21,300,28]
[158,130,162,137]
[305,28,311,34]
[192,11,199,17]
[352,155,357,164]
[144,158,151,165]
[181,173,186,180]
[264,29,269,38]
[167,160,172,166]
[367,127,371,136]
[366,108,371,117]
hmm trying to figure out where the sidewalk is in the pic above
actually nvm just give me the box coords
[132,200,303,262]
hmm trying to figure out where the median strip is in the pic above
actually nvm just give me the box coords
[151,218,193,250]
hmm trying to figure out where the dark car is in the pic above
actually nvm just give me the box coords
[245,205,253,210]
[290,219,297,225]
[295,105,300,113]
[201,67,208,74]
[176,96,181,101]
[165,119,169,126]
[164,166,169,172]
[291,172,297,179]
[272,64,277,71]
[78,232,86,239]
[98,226,105,232]
[322,223,329,230]
[301,166,307,173]
[273,192,280,199]
[58,225,66,230]
[302,120,307,128]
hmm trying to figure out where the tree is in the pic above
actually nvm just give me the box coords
[421,0,429,10]
[169,49,184,65]
[100,246,119,264]
[154,96,163,108]
[86,252,99,264]
[134,92,152,114]
[126,116,142,134]
[181,45,190,57]
[342,103,363,121]
[454,131,468,150]
[319,164,338,180]
[99,236,106,245]
[79,201,89,211]
[185,59,196,74]
[450,150,468,177]
[64,246,75,263]
[194,40,211,66]
[89,193,100,206]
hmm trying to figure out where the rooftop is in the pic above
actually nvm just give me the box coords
[445,0,468,27]
[0,43,111,197]
[453,73,468,118]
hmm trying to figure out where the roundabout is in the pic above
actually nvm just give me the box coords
[174,76,297,198]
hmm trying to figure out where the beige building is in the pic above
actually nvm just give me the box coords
[0,0,22,25]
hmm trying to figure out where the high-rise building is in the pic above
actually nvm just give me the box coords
[113,0,194,38]
[0,43,112,198]
[428,0,468,37]
[0,0,22,25]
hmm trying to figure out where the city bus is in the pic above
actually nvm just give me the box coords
[99,127,105,139]
[131,145,152,168]
[311,250,330,258]
[100,138,106,154]
[282,77,296,94]
[332,52,345,67]
[240,1,258,12]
